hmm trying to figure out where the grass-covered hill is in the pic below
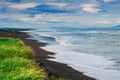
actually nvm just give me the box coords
[0,37,47,80]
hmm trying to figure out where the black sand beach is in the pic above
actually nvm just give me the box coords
[0,30,95,80]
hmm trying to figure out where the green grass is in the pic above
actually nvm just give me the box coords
[0,37,47,80]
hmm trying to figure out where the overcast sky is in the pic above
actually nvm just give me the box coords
[0,0,120,28]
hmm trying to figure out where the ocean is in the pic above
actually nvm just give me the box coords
[26,26,120,80]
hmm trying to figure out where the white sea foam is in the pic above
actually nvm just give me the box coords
[70,64,120,80]
[41,45,120,80]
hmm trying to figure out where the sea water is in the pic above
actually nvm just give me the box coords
[26,27,120,80]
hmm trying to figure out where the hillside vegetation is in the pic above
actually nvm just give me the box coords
[0,37,47,80]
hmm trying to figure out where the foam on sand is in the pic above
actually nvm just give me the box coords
[41,45,120,80]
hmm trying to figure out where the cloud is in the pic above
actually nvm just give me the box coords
[116,20,120,23]
[0,12,45,22]
[19,17,36,22]
[19,14,46,22]
[103,0,116,3]
[9,3,39,10]
[95,21,110,24]
[95,20,120,24]
[0,1,84,15]
[80,3,101,14]
[0,13,31,21]
[25,3,68,14]
[0,2,9,9]
[46,3,67,8]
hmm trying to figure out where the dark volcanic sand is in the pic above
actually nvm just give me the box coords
[0,31,95,80]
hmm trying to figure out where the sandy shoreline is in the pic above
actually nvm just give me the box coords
[0,30,95,80]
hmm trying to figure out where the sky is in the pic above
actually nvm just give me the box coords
[0,0,120,28]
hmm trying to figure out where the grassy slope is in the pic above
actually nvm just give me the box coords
[0,37,47,80]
